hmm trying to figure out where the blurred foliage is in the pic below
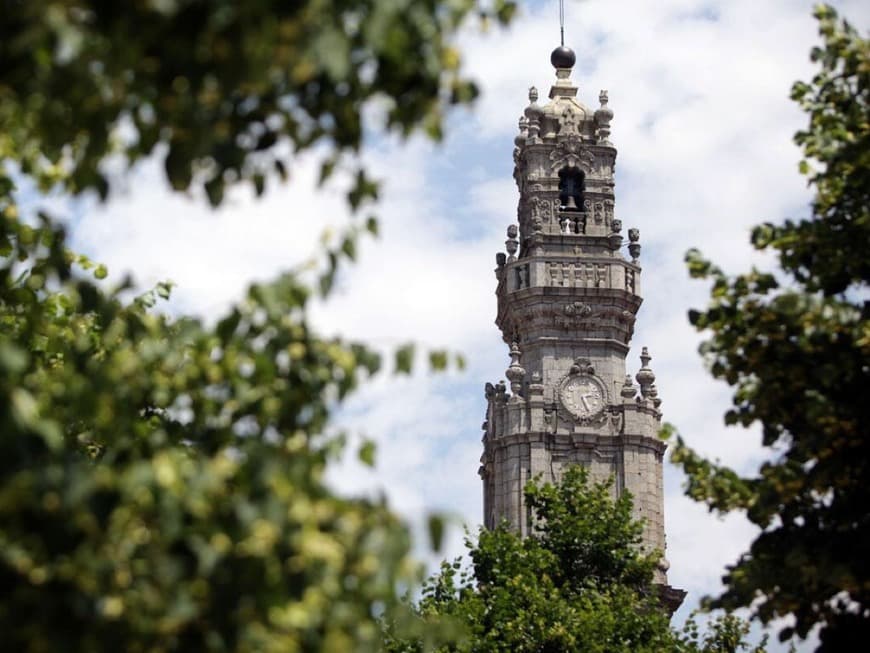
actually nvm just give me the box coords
[670,5,869,650]
[0,189,424,650]
[383,467,767,653]
[0,1,519,650]
[0,0,516,208]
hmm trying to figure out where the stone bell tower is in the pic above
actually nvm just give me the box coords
[479,45,684,611]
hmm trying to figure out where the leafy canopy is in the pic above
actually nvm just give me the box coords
[1,0,516,207]
[385,467,767,653]
[0,196,424,651]
[670,5,870,650]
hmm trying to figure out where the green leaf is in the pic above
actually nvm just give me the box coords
[156,281,174,299]
[204,176,225,207]
[394,343,415,375]
[274,159,288,181]
[365,216,379,237]
[341,236,356,262]
[253,173,265,196]
[427,514,445,552]
[216,309,241,342]
[428,350,448,371]
[358,439,376,468]
[318,158,337,186]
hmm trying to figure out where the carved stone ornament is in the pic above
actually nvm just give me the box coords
[558,360,609,424]
[564,301,593,318]
[559,107,580,134]
[549,135,595,173]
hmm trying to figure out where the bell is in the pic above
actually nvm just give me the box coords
[563,194,578,211]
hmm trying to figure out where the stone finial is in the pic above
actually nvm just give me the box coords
[636,346,655,397]
[496,252,506,268]
[550,46,576,70]
[639,346,651,368]
[505,342,526,399]
[648,382,662,410]
[524,87,542,140]
[595,90,614,144]
[608,216,623,250]
[608,226,623,251]
[620,374,637,401]
[505,225,519,261]
[495,380,508,403]
[525,88,540,115]
[628,227,641,262]
[548,46,579,99]
[515,116,528,147]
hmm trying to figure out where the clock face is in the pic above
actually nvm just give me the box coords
[560,376,605,419]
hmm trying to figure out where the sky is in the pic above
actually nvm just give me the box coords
[41,0,870,650]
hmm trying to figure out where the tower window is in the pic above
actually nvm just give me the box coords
[559,168,585,211]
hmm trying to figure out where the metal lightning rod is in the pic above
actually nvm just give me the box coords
[559,0,565,46]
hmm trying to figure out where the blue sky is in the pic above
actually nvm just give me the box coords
[23,1,870,650]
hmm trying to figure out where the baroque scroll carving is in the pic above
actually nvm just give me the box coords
[549,135,596,173]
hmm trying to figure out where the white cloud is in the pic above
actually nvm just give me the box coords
[60,1,870,651]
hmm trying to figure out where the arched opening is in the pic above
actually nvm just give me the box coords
[558,167,585,211]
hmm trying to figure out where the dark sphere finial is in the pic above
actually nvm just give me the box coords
[550,45,576,69]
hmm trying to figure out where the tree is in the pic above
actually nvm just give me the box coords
[1,0,515,208]
[669,5,869,650]
[1,198,422,651]
[680,614,774,653]
[384,467,767,653]
[0,1,516,650]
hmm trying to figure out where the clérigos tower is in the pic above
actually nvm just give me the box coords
[479,44,684,612]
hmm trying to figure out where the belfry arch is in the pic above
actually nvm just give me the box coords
[558,167,584,211]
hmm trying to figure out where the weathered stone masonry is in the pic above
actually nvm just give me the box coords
[478,45,684,611]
